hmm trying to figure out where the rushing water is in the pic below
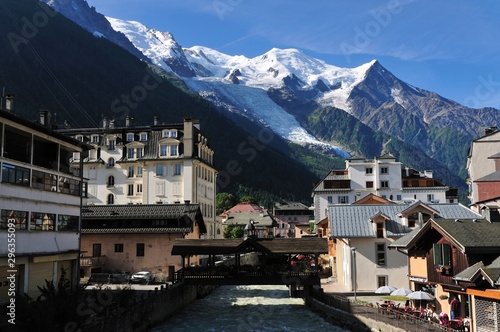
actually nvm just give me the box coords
[151,285,349,332]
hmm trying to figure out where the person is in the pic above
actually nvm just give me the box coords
[450,297,460,319]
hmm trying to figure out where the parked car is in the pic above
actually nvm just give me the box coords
[130,271,154,284]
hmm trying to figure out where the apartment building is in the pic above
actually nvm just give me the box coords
[312,154,449,223]
[0,104,89,301]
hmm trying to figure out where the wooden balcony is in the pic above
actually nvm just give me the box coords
[80,255,106,267]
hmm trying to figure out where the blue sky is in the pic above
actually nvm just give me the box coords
[86,0,500,109]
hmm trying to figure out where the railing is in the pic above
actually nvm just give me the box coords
[80,255,106,267]
[309,288,465,332]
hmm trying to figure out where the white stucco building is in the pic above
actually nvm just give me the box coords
[57,116,220,239]
[312,154,450,223]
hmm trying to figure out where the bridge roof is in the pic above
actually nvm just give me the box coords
[171,237,327,256]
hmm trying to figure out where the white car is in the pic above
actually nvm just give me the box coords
[130,271,154,284]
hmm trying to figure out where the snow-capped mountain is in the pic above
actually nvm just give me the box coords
[43,0,500,182]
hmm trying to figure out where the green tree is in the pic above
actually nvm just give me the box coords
[239,195,257,204]
[232,226,244,238]
[223,224,245,238]
[216,192,237,215]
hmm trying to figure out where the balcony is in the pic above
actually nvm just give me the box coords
[80,255,106,267]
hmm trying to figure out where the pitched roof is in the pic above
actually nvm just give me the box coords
[329,203,482,238]
[223,211,277,228]
[171,237,327,256]
[454,257,500,287]
[391,218,500,254]
[81,203,206,234]
[476,170,500,182]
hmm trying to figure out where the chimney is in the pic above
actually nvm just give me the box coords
[102,117,109,128]
[4,94,14,111]
[153,116,159,125]
[183,117,194,157]
[39,109,51,127]
[485,127,497,136]
[125,116,135,128]
[109,119,115,128]
[405,167,409,177]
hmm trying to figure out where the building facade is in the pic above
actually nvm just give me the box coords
[466,126,500,211]
[272,201,314,238]
[58,116,220,239]
[0,107,89,301]
[312,154,449,223]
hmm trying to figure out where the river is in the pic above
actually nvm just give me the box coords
[151,285,349,332]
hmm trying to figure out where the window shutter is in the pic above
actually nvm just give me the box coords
[442,244,451,266]
[433,243,443,265]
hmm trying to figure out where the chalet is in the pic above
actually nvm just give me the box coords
[328,201,481,293]
[390,217,500,331]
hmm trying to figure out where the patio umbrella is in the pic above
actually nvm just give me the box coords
[407,291,435,301]
[390,287,413,296]
[375,285,396,294]
[407,290,435,308]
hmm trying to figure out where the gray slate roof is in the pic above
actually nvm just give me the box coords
[82,203,200,220]
[329,203,482,238]
[223,212,278,228]
[454,257,500,287]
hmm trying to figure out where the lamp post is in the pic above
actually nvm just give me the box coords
[351,247,357,301]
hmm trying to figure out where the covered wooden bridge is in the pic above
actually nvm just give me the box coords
[171,237,328,291]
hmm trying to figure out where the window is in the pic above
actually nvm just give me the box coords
[160,145,168,156]
[376,243,386,266]
[366,181,373,188]
[162,130,170,138]
[115,244,124,253]
[2,163,30,187]
[107,176,115,186]
[107,194,114,204]
[397,194,402,201]
[366,167,373,174]
[427,194,435,202]
[433,243,451,267]
[157,164,164,176]
[91,135,99,143]
[136,147,143,158]
[30,212,55,231]
[126,133,134,141]
[381,181,389,188]
[1,210,28,230]
[108,158,115,168]
[128,166,134,178]
[136,184,143,195]
[137,243,145,257]
[140,133,148,141]
[128,148,135,159]
[171,145,178,156]
[137,166,143,177]
[92,243,101,257]
[338,196,349,204]
[128,184,134,196]
[57,215,78,231]
[171,130,177,138]
[174,163,181,175]
[380,167,388,174]
[377,275,388,288]
[376,223,384,238]
[327,196,333,204]
[108,139,115,150]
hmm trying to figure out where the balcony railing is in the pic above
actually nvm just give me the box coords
[80,255,106,267]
